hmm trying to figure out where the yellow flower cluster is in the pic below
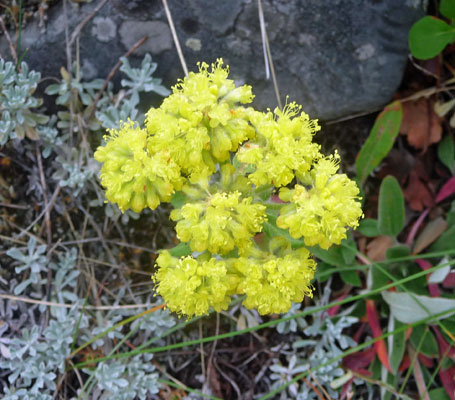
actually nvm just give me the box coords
[170,191,266,255]
[145,59,256,183]
[277,154,364,249]
[94,122,183,212]
[153,248,315,318]
[233,248,316,315]
[237,103,321,187]
[94,59,363,318]
[153,251,234,317]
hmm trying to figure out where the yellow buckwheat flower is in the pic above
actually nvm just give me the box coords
[153,251,235,317]
[94,122,183,212]
[238,103,321,187]
[170,191,266,255]
[94,59,364,318]
[145,59,255,182]
[232,248,316,315]
[277,154,363,249]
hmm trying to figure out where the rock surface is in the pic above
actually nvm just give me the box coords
[0,0,425,120]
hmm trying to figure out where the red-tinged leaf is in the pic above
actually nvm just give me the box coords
[404,169,435,211]
[436,176,455,203]
[443,272,455,288]
[328,294,348,317]
[406,209,429,246]
[399,352,411,372]
[343,346,376,372]
[418,353,435,368]
[366,299,393,373]
[400,98,442,151]
[353,322,367,343]
[340,378,354,400]
[416,259,441,297]
[434,327,455,360]
[440,366,455,400]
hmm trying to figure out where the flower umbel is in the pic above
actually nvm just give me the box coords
[94,59,363,317]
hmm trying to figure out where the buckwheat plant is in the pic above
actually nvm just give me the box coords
[94,59,363,318]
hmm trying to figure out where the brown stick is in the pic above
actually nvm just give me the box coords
[0,15,18,64]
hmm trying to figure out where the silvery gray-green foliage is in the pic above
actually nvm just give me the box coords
[2,387,53,400]
[86,354,160,400]
[6,237,47,296]
[119,53,170,107]
[96,53,170,130]
[0,60,49,144]
[52,154,97,196]
[269,285,358,400]
[276,302,307,334]
[37,116,67,158]
[2,307,89,397]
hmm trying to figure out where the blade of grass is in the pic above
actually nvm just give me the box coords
[399,327,428,393]
[69,303,165,359]
[342,242,455,346]
[71,262,450,369]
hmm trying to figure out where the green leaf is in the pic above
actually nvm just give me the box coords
[309,245,346,267]
[340,270,361,287]
[382,291,455,324]
[357,218,379,237]
[410,325,439,357]
[441,0,455,19]
[389,319,406,374]
[170,191,186,209]
[378,176,405,237]
[169,242,192,257]
[429,387,452,400]
[438,134,455,174]
[355,102,402,184]
[429,224,454,253]
[409,16,455,60]
[263,214,305,249]
[341,236,357,264]
[386,245,411,260]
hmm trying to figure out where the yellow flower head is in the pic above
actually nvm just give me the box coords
[238,103,321,187]
[145,59,255,182]
[277,153,363,249]
[94,121,183,212]
[153,251,235,317]
[170,191,266,255]
[232,248,316,315]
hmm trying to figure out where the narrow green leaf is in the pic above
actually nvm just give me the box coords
[378,176,405,237]
[409,16,455,60]
[440,0,455,19]
[355,102,402,184]
[438,134,455,174]
[389,319,406,374]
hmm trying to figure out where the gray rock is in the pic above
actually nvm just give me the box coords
[0,0,425,120]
